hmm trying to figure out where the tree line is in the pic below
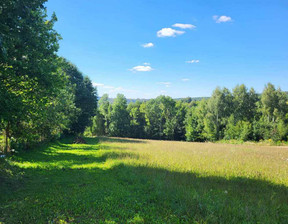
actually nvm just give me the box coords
[1,1,287,154]
[89,84,288,143]
[0,0,97,153]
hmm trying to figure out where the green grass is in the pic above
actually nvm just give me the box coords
[1,137,288,223]
[216,138,288,146]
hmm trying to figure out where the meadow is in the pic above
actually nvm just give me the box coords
[1,137,288,223]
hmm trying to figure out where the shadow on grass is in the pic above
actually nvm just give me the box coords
[57,136,100,146]
[98,136,147,144]
[1,139,287,224]
[11,140,139,166]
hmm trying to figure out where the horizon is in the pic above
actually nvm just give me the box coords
[98,82,287,100]
[46,0,288,98]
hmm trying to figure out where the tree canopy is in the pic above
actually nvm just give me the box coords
[0,0,97,153]
[90,83,288,143]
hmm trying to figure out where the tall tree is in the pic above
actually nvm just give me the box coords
[0,0,62,152]
[174,101,187,140]
[255,83,288,141]
[142,99,163,139]
[203,87,233,140]
[98,94,111,135]
[142,96,177,140]
[185,100,207,142]
[232,84,257,122]
[109,94,130,137]
[127,101,145,138]
[91,110,105,136]
[62,60,98,135]
[158,96,176,139]
[261,83,287,122]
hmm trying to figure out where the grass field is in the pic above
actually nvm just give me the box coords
[1,137,288,223]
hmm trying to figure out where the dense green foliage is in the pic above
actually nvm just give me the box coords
[90,84,288,142]
[1,137,287,223]
[0,0,97,153]
[61,59,98,135]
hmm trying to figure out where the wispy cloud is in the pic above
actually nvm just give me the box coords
[157,28,185,37]
[102,85,114,89]
[172,23,196,29]
[130,63,153,72]
[158,82,171,87]
[186,60,200,63]
[142,42,154,48]
[181,78,190,82]
[213,15,232,23]
[92,82,104,87]
[108,87,139,95]
[95,83,139,96]
[108,86,124,93]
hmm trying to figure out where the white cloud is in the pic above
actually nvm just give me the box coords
[143,62,150,65]
[130,63,153,72]
[97,84,139,96]
[160,90,167,94]
[92,83,112,89]
[142,42,154,48]
[108,87,139,96]
[172,23,196,29]
[92,82,104,87]
[213,15,232,23]
[103,85,114,89]
[186,60,200,63]
[181,78,190,82]
[157,28,185,37]
[158,82,171,87]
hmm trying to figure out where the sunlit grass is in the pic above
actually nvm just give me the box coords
[1,137,288,223]
[99,138,288,186]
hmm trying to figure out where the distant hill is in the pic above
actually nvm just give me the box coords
[100,91,288,104]
[102,97,210,104]
[105,98,149,104]
[174,97,210,102]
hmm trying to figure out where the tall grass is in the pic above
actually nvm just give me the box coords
[99,137,288,186]
[1,137,287,223]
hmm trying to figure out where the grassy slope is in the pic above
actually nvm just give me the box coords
[0,137,288,224]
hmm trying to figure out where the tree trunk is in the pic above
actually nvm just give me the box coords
[4,122,11,154]
[216,112,219,139]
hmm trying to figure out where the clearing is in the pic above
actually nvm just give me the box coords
[1,137,288,223]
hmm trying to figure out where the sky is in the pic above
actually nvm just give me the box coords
[45,0,288,98]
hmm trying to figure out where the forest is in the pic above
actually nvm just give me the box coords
[1,0,288,155]
[90,84,288,143]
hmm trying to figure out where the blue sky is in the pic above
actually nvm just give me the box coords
[46,0,288,98]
